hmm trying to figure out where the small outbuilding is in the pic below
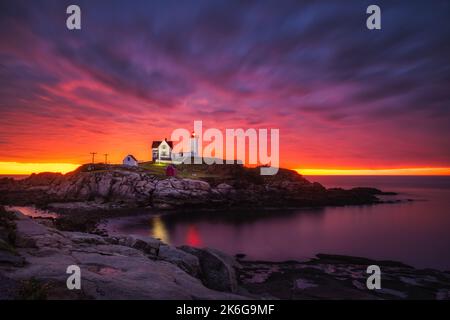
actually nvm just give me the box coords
[123,154,138,167]
[166,164,177,176]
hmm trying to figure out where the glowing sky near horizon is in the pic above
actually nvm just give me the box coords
[0,0,449,175]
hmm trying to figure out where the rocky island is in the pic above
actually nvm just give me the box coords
[0,163,396,211]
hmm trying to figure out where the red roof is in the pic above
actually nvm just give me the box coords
[152,140,173,148]
[125,154,138,161]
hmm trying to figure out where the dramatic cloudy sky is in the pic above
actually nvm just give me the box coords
[0,0,449,172]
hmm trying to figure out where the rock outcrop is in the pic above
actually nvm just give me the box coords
[0,164,396,210]
[180,246,241,293]
[0,210,245,300]
[158,245,202,278]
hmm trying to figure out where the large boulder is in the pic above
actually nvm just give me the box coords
[152,178,214,208]
[115,235,162,256]
[214,183,235,195]
[180,246,240,293]
[158,245,201,277]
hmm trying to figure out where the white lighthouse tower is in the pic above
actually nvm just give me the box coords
[189,132,199,157]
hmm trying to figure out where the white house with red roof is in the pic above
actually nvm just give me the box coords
[152,138,174,163]
[152,133,199,163]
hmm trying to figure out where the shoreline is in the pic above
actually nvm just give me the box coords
[9,202,434,269]
[4,202,449,271]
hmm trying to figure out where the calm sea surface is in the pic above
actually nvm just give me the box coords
[103,176,450,270]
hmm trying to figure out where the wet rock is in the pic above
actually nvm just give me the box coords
[116,235,161,256]
[180,246,240,293]
[159,245,201,277]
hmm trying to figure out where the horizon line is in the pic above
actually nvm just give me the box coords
[295,167,450,176]
[1,161,450,176]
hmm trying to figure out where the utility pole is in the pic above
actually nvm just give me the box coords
[104,153,108,164]
[90,152,97,164]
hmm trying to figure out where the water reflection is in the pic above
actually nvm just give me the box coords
[186,225,202,247]
[150,215,169,243]
[150,216,203,247]
[7,206,58,218]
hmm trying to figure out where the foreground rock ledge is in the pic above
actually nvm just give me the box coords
[0,211,245,300]
[1,210,450,300]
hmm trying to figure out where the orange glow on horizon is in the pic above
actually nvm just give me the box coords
[1,161,450,176]
[0,162,80,175]
[296,167,450,176]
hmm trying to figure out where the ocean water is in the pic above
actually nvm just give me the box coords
[104,176,450,270]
